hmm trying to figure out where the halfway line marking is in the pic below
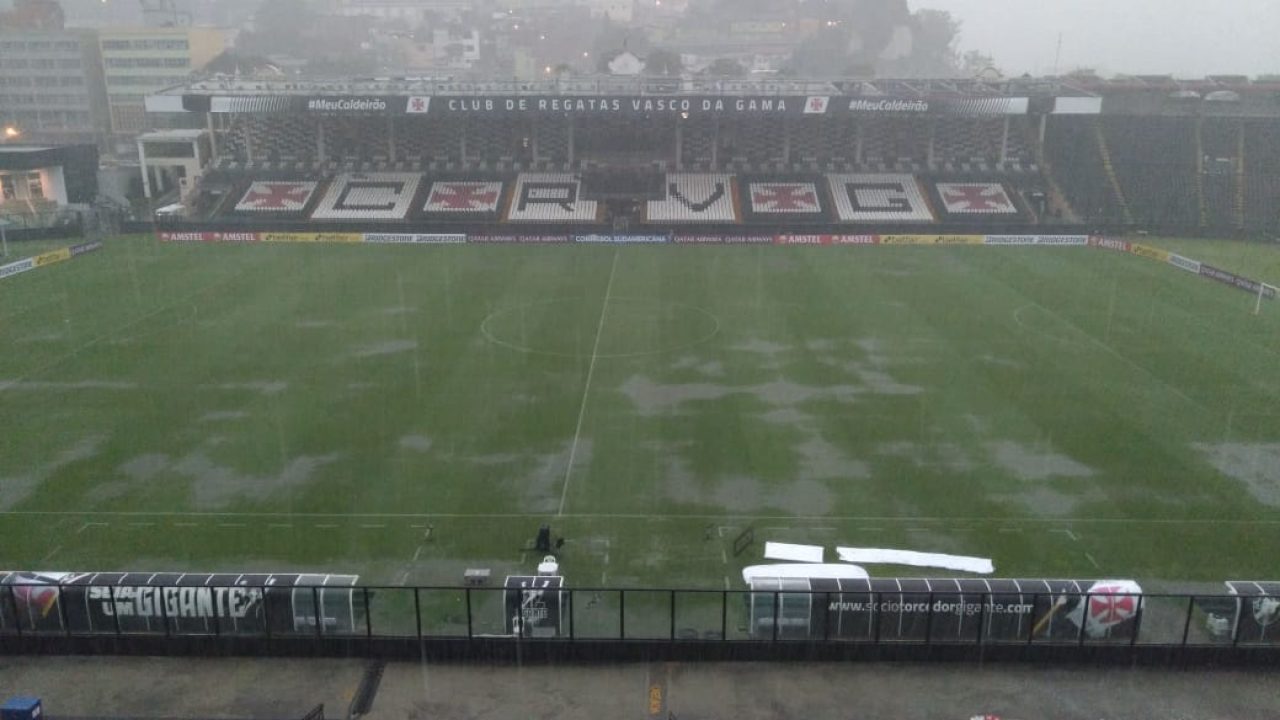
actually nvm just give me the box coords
[558,248,619,516]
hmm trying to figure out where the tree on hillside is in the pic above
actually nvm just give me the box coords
[899,9,961,76]
[784,25,860,77]
[960,50,1000,78]
[644,48,684,76]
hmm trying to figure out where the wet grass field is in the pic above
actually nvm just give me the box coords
[2,235,1280,591]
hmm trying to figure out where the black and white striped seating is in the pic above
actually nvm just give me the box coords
[647,174,738,223]
[506,174,598,222]
[827,174,935,223]
[311,173,422,221]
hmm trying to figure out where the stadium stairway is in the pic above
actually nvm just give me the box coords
[1030,124,1080,223]
[1195,117,1209,227]
[1093,121,1135,225]
[1235,123,1248,228]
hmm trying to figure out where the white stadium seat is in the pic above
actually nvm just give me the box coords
[748,181,824,216]
[827,174,935,223]
[311,173,422,221]
[506,174,598,222]
[423,181,504,214]
[234,181,317,213]
[646,174,738,223]
[935,182,1019,215]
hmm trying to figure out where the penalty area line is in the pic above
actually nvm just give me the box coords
[558,248,619,517]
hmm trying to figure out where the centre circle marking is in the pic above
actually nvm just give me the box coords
[480,297,721,359]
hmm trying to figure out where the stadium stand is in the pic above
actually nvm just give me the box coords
[646,174,739,223]
[932,119,1002,167]
[1201,119,1242,229]
[153,79,1280,235]
[827,174,935,223]
[533,120,571,169]
[311,173,422,221]
[507,173,599,222]
[930,181,1024,222]
[1044,116,1127,224]
[861,117,930,171]
[422,180,506,217]
[741,176,829,224]
[233,181,320,214]
[465,116,529,168]
[578,117,676,170]
[1101,117,1199,227]
[1244,121,1280,232]
[679,118,717,171]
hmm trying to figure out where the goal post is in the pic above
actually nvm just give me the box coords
[1256,283,1278,316]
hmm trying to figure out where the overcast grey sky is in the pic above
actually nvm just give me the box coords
[916,0,1280,77]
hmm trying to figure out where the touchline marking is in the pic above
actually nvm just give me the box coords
[8,510,1280,527]
[41,545,62,563]
[558,248,619,517]
[1085,552,1101,569]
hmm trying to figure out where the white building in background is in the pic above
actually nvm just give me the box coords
[329,0,471,25]
[432,28,480,68]
[581,0,633,22]
[606,51,643,75]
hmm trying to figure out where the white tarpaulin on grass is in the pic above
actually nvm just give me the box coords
[836,547,994,574]
[742,564,870,584]
[764,542,824,563]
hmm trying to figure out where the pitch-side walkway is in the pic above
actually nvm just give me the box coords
[2,655,1273,719]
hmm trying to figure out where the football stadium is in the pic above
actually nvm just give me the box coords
[5,75,1280,655]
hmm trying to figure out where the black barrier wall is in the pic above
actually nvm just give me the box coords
[2,583,1280,664]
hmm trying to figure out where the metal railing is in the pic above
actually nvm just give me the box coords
[181,77,844,97]
[0,209,84,231]
[2,584,1275,651]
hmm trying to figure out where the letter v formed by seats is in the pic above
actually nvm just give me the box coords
[647,174,739,223]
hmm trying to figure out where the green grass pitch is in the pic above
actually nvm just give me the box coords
[2,235,1280,597]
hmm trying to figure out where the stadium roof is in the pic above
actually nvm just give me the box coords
[152,73,1280,102]
[153,76,1098,99]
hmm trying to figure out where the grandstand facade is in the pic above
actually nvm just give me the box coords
[143,77,1280,236]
